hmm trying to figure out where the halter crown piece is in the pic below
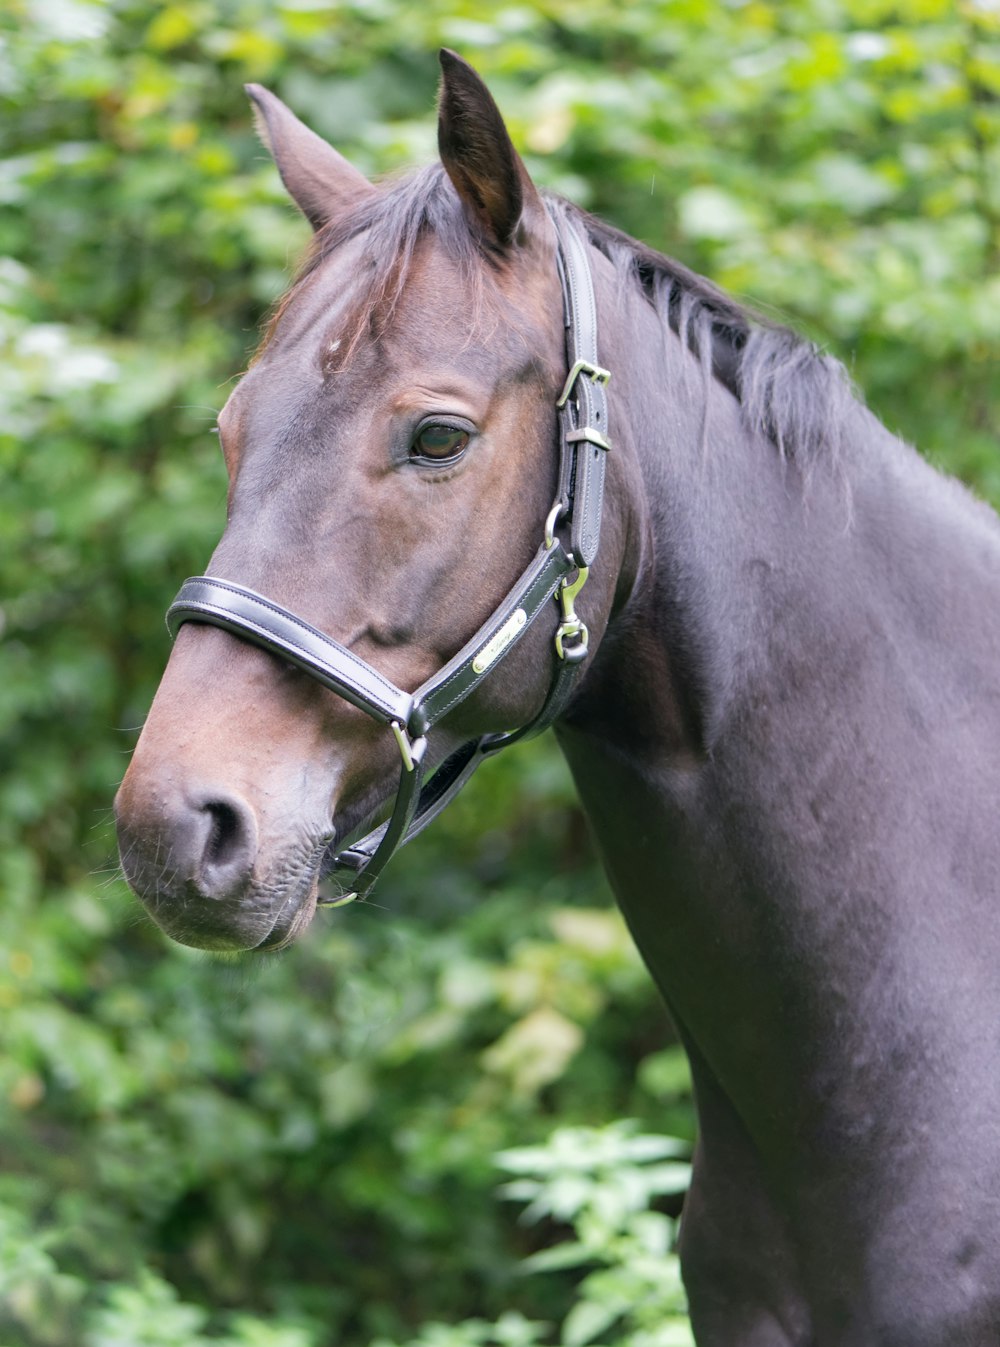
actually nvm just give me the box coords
[165,211,610,904]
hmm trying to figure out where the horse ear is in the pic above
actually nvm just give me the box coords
[246,84,377,231]
[437,49,545,250]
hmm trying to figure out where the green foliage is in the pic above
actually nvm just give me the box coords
[499,1123,693,1347]
[377,1123,694,1347]
[2,0,998,1344]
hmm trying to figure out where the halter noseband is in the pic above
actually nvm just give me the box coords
[165,212,610,903]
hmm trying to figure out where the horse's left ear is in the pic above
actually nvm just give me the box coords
[437,50,546,250]
[246,84,377,231]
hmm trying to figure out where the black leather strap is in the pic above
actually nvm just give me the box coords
[328,736,484,876]
[163,210,609,902]
[167,576,414,727]
[168,540,574,742]
[328,737,427,891]
[555,218,610,568]
[411,542,574,734]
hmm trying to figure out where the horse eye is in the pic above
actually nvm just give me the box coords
[412,425,470,462]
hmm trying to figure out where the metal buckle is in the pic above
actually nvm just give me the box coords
[322,890,358,908]
[391,721,427,773]
[556,358,611,410]
[554,566,589,662]
[566,426,611,452]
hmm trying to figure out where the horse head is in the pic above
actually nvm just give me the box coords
[114,53,626,951]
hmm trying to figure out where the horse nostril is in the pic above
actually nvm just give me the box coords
[204,800,241,866]
[194,793,258,899]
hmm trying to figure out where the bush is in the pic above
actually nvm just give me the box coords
[2,1,997,1343]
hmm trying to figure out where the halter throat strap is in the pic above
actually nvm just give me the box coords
[165,209,610,902]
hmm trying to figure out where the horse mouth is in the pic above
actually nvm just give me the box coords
[131,841,329,954]
[252,877,322,951]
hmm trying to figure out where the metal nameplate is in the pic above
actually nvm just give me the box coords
[472,608,527,674]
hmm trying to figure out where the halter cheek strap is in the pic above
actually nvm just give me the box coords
[165,209,610,902]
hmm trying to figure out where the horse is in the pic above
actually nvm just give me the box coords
[114,49,1000,1346]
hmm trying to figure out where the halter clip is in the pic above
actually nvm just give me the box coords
[554,567,590,663]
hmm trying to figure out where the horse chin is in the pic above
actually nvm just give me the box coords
[138,861,323,954]
[251,885,320,952]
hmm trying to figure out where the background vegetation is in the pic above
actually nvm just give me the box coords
[2,1,998,1343]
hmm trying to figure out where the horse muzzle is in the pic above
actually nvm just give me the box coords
[114,777,325,951]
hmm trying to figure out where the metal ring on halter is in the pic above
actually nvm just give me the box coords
[544,502,567,550]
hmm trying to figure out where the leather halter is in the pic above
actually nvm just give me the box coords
[165,211,610,903]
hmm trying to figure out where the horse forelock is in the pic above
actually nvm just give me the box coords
[254,164,516,372]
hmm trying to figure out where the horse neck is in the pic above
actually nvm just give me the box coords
[563,261,858,767]
[556,252,1000,1130]
[565,267,999,774]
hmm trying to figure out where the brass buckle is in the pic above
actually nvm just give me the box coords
[556,358,611,410]
[391,721,427,773]
[566,426,611,452]
[322,890,358,908]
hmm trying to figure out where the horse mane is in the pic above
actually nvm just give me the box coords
[262,163,856,461]
[555,199,857,462]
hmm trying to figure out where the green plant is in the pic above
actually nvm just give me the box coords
[2,1,997,1343]
[375,1122,694,1347]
